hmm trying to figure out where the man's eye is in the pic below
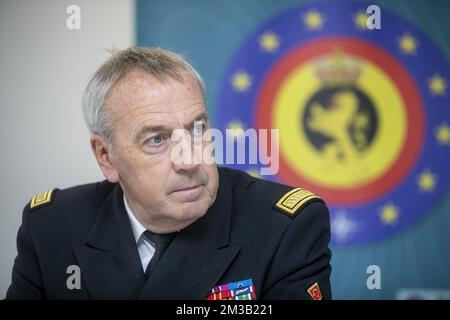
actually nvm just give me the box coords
[192,122,206,136]
[146,134,166,145]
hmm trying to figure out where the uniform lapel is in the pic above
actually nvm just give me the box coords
[72,185,145,299]
[140,169,240,300]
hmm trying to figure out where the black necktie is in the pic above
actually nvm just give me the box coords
[143,230,175,279]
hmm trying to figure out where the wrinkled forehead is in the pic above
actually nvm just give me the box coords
[105,69,207,128]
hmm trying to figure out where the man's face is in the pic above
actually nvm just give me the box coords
[102,70,219,232]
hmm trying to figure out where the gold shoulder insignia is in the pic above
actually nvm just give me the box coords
[30,188,56,210]
[274,187,322,217]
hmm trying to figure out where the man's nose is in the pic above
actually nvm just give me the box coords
[171,130,202,173]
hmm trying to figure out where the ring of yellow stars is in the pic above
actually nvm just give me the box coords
[354,11,369,30]
[398,33,418,55]
[231,72,252,92]
[428,74,447,96]
[303,10,324,30]
[380,203,399,225]
[417,169,437,193]
[227,121,245,138]
[259,32,280,53]
[435,123,450,145]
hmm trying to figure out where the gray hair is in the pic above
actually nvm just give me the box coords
[82,47,205,144]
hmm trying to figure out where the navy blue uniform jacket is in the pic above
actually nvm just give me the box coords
[6,167,332,300]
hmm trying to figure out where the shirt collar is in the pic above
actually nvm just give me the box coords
[123,195,147,244]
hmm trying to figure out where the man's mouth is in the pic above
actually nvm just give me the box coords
[171,184,204,202]
[174,184,203,192]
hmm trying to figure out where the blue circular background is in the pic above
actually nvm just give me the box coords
[215,2,450,245]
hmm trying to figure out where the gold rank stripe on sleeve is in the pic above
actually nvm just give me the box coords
[274,187,321,216]
[30,188,55,209]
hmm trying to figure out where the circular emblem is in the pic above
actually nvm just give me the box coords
[216,2,450,244]
[257,37,424,204]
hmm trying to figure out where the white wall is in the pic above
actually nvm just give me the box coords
[0,0,134,298]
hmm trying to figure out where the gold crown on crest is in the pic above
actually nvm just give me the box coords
[315,48,361,86]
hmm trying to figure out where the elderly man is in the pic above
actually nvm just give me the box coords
[6,47,331,300]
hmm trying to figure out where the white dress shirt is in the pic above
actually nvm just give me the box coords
[123,195,155,272]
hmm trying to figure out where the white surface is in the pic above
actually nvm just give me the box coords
[0,0,134,298]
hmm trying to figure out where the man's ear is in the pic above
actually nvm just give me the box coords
[90,135,119,183]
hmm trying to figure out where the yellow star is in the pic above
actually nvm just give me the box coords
[428,74,447,96]
[231,72,251,92]
[380,203,399,225]
[354,11,369,30]
[303,10,324,30]
[398,33,418,55]
[259,32,280,53]
[435,123,450,145]
[227,121,245,138]
[246,169,261,178]
[417,169,437,193]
